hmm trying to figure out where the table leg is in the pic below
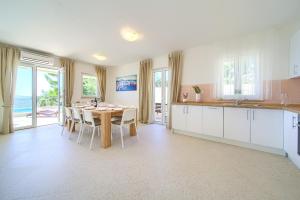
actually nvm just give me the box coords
[129,123,137,136]
[101,112,112,148]
[70,121,76,132]
[67,119,71,131]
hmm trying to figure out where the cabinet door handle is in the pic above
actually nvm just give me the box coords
[183,106,185,114]
[292,116,297,128]
[247,110,249,120]
[186,106,189,114]
[252,110,255,120]
[207,107,218,109]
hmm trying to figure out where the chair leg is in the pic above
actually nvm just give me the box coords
[68,122,74,140]
[90,127,96,150]
[61,118,66,136]
[79,125,85,144]
[120,126,124,148]
[136,125,139,140]
[61,126,65,136]
[77,123,83,144]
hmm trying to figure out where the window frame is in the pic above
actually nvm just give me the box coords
[81,73,98,98]
[220,54,261,100]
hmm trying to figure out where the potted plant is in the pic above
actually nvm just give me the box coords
[182,92,188,103]
[192,86,202,102]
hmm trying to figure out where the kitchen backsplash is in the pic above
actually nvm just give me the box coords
[180,78,300,104]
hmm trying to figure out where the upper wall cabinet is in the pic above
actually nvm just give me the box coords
[290,29,300,78]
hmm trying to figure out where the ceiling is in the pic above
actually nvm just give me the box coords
[1,0,300,66]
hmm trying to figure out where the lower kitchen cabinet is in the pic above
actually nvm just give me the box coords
[251,109,283,149]
[284,111,300,168]
[224,107,251,143]
[172,104,286,155]
[186,105,203,134]
[202,106,223,137]
[172,105,187,131]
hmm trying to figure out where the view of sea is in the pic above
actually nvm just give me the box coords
[13,96,32,113]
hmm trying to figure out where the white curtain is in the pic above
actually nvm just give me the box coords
[0,46,20,134]
[214,29,278,100]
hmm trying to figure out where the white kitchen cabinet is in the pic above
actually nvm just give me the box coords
[186,105,203,134]
[251,109,283,149]
[172,105,187,131]
[202,106,223,137]
[284,111,300,168]
[290,29,300,78]
[224,107,251,143]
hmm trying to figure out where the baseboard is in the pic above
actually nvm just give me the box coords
[173,129,285,156]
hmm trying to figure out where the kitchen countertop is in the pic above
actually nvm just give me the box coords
[173,101,300,113]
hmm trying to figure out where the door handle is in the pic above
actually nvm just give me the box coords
[247,110,249,120]
[252,110,255,120]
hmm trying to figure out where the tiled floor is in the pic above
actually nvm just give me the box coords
[0,124,300,200]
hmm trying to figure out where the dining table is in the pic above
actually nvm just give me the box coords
[70,105,137,149]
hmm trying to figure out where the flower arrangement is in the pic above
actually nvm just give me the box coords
[182,92,188,102]
[192,86,202,94]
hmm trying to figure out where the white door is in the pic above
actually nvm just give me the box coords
[153,68,169,124]
[172,105,186,131]
[58,67,65,125]
[224,107,251,143]
[186,106,203,134]
[13,63,60,130]
[13,64,34,130]
[202,106,223,137]
[251,109,283,149]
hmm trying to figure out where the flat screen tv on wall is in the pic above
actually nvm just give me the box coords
[116,75,137,91]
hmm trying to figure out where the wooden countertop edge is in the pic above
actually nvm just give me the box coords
[172,102,300,113]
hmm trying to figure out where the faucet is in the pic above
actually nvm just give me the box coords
[235,99,243,105]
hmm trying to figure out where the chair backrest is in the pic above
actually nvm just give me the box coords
[65,107,72,119]
[121,108,136,124]
[72,107,82,122]
[83,110,95,125]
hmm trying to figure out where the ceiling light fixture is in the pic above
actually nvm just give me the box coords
[121,27,142,42]
[93,54,107,61]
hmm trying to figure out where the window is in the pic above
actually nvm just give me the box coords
[221,55,260,99]
[82,74,98,97]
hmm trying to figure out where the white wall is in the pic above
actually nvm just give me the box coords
[182,24,300,84]
[106,22,300,104]
[106,55,168,107]
[107,62,139,107]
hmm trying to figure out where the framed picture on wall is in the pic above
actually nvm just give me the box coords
[116,75,137,91]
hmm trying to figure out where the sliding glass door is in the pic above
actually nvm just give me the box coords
[13,64,61,130]
[36,67,59,126]
[13,65,34,129]
[153,68,169,124]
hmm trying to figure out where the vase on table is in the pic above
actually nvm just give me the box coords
[195,93,201,102]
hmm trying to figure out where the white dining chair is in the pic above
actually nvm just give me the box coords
[79,110,101,150]
[61,107,73,136]
[111,108,137,148]
[72,107,84,142]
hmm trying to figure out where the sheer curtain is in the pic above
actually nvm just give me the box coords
[167,51,183,129]
[60,58,75,107]
[0,46,20,134]
[95,66,106,102]
[139,59,152,124]
[214,30,277,101]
